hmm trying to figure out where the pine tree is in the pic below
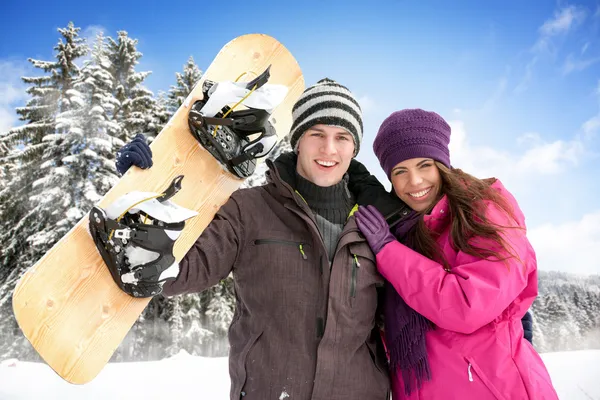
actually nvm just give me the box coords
[0,21,89,263]
[0,22,89,359]
[180,293,214,356]
[148,91,170,138]
[105,31,156,141]
[167,56,203,115]
[573,290,594,333]
[0,142,16,250]
[205,279,235,335]
[46,32,121,232]
[167,297,184,356]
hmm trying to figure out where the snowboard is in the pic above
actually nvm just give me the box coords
[12,33,304,384]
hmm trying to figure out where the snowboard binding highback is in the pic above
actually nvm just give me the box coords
[89,176,197,298]
[188,66,285,178]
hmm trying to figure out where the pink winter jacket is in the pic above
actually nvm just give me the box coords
[377,180,558,400]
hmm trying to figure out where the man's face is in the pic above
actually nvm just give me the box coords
[296,124,356,187]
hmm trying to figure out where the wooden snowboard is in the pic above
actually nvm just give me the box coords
[12,34,304,384]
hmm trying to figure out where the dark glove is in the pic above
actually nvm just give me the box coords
[347,158,410,225]
[115,134,153,175]
[522,311,533,343]
[355,205,396,254]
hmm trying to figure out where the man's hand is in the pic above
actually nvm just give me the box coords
[115,134,153,175]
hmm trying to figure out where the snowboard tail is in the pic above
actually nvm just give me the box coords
[12,34,304,384]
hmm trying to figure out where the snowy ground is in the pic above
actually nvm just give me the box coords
[0,350,598,399]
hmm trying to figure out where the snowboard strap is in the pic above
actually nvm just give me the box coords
[187,67,279,178]
[89,176,190,298]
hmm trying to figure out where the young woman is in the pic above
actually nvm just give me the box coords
[355,109,558,399]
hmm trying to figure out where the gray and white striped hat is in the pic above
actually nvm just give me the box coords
[289,78,363,156]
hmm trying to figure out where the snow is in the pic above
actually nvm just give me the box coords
[65,207,83,221]
[0,350,598,399]
[67,95,85,108]
[0,351,230,399]
[540,350,600,399]
[90,105,104,114]
[25,230,55,248]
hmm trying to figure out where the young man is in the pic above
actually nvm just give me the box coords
[116,79,401,400]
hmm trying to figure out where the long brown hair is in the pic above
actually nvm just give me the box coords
[408,161,522,270]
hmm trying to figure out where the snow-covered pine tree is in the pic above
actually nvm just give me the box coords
[0,142,16,251]
[166,297,184,357]
[148,90,170,139]
[80,33,122,191]
[0,22,89,360]
[105,31,156,141]
[205,280,234,335]
[167,56,203,115]
[579,291,600,349]
[531,271,600,353]
[529,307,547,351]
[48,32,122,233]
[0,22,88,268]
[176,291,214,356]
[573,290,594,334]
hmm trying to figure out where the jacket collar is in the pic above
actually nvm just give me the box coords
[266,151,408,218]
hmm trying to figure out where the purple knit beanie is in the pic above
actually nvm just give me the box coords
[373,108,451,177]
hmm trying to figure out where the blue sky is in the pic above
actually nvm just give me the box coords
[1,0,599,275]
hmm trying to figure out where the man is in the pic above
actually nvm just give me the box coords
[116,78,401,400]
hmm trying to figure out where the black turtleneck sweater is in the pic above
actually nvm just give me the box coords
[295,173,355,262]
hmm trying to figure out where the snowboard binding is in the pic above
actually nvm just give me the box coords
[89,176,197,298]
[188,66,282,178]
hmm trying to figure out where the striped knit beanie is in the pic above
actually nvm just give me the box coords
[289,78,363,156]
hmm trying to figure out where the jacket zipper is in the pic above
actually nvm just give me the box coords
[350,254,360,298]
[254,239,308,260]
[299,244,307,260]
[468,363,473,382]
[464,357,506,400]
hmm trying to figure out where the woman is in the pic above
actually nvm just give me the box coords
[355,109,558,399]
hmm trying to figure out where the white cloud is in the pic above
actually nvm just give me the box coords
[562,54,600,75]
[582,115,600,138]
[517,135,584,173]
[580,81,600,139]
[448,120,586,183]
[0,60,29,133]
[518,6,587,93]
[528,210,600,275]
[581,42,590,54]
[447,120,599,275]
[538,5,587,38]
[514,57,537,94]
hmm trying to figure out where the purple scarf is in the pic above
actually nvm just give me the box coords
[384,210,433,396]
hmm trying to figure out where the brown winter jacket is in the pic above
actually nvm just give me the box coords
[162,152,407,400]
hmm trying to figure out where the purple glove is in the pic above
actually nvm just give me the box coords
[355,205,396,254]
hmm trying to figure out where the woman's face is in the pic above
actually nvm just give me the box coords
[390,158,442,212]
